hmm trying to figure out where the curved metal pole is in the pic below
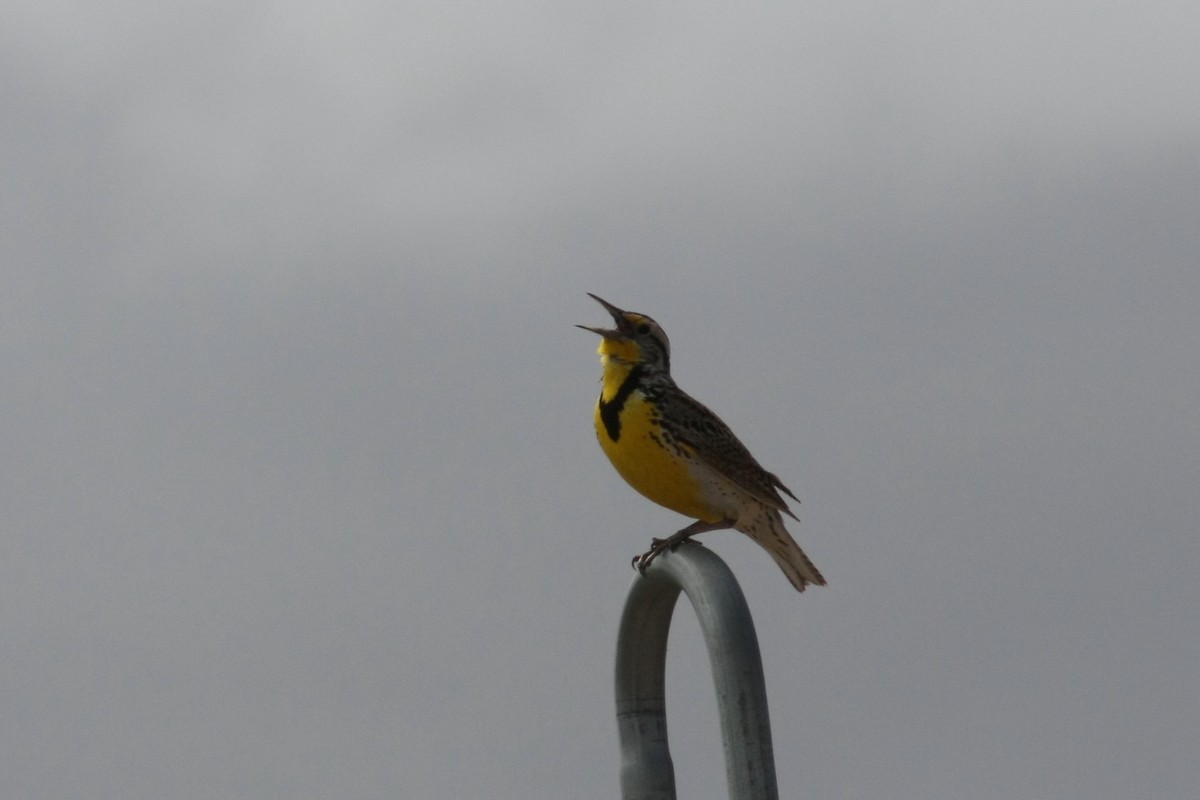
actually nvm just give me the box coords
[615,543,779,800]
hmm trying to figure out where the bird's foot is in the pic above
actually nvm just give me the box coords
[632,538,667,574]
[631,531,703,574]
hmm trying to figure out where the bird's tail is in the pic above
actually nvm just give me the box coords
[738,506,826,592]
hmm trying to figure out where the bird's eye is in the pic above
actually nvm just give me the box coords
[636,323,651,335]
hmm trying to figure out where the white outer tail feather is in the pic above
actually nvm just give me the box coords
[736,505,826,592]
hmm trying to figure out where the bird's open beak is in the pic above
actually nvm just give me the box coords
[576,293,630,338]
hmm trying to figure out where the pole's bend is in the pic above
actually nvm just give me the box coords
[615,543,779,800]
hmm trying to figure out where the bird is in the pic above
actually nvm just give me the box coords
[578,293,826,592]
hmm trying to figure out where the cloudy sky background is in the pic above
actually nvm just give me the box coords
[4,1,1198,797]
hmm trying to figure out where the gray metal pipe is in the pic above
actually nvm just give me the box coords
[615,543,779,800]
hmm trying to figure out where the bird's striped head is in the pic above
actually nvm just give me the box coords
[577,293,671,372]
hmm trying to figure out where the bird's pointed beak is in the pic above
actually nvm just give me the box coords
[576,293,630,338]
[575,324,617,337]
[587,293,627,320]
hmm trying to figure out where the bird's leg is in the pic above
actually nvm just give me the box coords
[632,519,734,574]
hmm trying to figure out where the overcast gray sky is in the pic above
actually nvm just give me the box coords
[4,2,1198,798]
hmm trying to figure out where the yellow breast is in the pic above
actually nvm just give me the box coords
[594,390,724,523]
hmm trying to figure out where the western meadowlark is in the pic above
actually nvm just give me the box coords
[579,293,826,592]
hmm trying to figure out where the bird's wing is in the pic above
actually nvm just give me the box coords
[655,385,799,517]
